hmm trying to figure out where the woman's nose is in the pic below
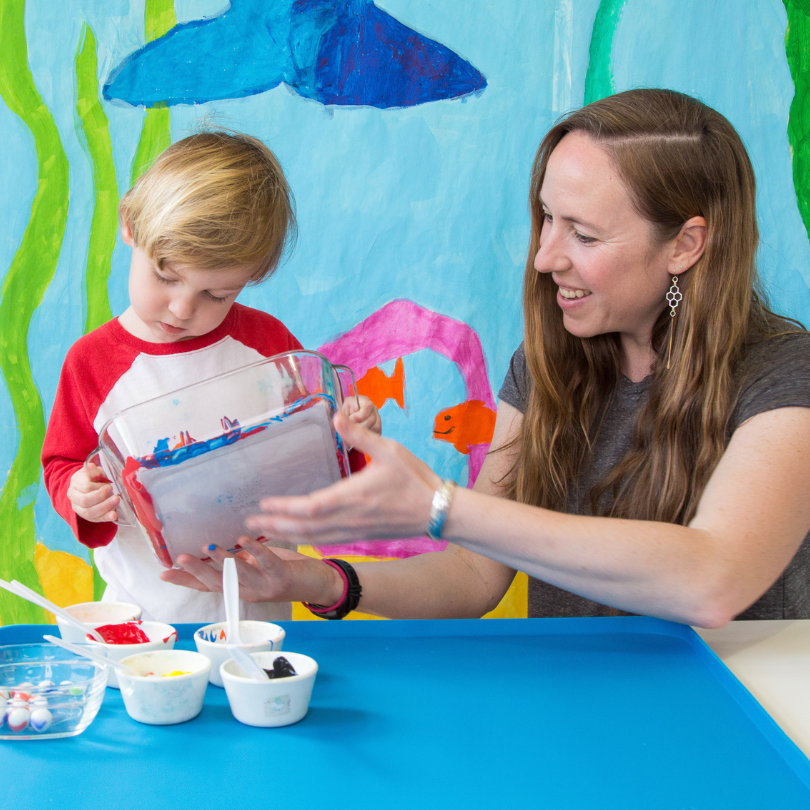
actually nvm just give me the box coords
[534,225,568,275]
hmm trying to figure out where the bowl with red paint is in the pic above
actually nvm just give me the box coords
[86,621,177,688]
[56,601,142,643]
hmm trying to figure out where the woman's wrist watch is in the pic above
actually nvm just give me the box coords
[427,479,458,540]
[303,558,362,620]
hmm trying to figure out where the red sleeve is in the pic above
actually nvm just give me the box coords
[229,304,303,356]
[41,330,134,549]
[348,449,367,473]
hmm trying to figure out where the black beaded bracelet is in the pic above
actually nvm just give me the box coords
[303,558,362,620]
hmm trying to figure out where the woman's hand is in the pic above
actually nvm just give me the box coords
[244,413,442,545]
[159,537,345,605]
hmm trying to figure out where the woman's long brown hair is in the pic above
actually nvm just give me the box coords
[507,88,799,524]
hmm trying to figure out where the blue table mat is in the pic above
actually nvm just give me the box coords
[1,616,809,809]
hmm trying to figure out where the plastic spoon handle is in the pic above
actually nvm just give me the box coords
[42,634,139,676]
[0,579,104,642]
[222,558,242,645]
[229,645,270,682]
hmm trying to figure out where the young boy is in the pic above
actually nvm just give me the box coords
[42,131,380,624]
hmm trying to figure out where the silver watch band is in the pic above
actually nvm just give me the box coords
[427,479,458,540]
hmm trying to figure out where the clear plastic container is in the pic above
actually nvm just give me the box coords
[89,350,358,568]
[0,643,108,740]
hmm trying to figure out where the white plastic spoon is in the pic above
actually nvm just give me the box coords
[222,558,243,645]
[229,645,270,682]
[0,579,104,642]
[42,634,140,677]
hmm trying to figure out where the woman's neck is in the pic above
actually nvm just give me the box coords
[620,336,655,383]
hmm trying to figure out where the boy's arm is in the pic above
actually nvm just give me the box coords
[41,361,117,549]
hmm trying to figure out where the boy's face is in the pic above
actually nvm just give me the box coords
[120,223,257,343]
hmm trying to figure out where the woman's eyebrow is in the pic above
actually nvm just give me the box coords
[539,198,600,232]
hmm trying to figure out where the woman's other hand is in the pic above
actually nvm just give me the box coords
[245,413,441,545]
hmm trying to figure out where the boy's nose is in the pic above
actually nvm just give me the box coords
[168,293,195,321]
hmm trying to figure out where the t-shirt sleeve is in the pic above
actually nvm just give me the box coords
[229,304,303,357]
[498,342,529,413]
[732,333,810,428]
[41,345,117,549]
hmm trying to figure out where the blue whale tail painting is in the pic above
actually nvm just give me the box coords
[103,0,487,109]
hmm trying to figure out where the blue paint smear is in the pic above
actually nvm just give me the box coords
[102,0,486,109]
[136,394,345,469]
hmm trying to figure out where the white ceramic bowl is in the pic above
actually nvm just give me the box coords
[117,649,211,725]
[194,621,285,687]
[56,601,142,643]
[86,622,177,688]
[221,651,317,728]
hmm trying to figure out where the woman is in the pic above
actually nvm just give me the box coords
[162,89,810,627]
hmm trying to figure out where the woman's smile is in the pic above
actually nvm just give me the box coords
[558,286,592,300]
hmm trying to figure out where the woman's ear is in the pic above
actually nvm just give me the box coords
[120,217,135,247]
[670,215,707,274]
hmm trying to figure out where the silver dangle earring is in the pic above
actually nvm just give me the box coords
[666,272,683,370]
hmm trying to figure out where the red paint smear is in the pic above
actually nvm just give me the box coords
[94,621,150,644]
[123,456,172,569]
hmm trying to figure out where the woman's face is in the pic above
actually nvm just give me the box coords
[534,132,674,361]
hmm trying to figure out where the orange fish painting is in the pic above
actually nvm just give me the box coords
[357,357,405,410]
[433,400,496,454]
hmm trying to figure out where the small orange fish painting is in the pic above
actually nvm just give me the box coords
[357,357,405,410]
[433,400,496,454]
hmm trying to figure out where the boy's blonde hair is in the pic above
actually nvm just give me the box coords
[121,131,296,281]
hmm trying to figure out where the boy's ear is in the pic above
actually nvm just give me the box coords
[121,218,135,247]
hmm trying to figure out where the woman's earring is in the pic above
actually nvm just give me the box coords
[666,274,682,370]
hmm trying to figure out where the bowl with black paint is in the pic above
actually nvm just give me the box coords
[220,651,317,727]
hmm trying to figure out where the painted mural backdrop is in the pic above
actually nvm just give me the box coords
[1,0,809,625]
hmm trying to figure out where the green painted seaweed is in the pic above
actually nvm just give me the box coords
[783,0,810,247]
[0,1,69,623]
[584,0,628,105]
[131,0,176,184]
[75,22,119,601]
[75,24,117,336]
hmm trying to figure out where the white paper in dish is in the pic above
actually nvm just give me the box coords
[133,404,342,563]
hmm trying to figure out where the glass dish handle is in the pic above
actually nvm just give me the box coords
[84,448,134,527]
[332,364,361,453]
[333,364,360,410]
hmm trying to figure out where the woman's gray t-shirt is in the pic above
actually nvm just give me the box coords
[497,333,810,620]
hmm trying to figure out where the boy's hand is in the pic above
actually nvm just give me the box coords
[67,463,119,523]
[342,394,381,434]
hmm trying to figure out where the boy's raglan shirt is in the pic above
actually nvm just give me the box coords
[42,304,356,623]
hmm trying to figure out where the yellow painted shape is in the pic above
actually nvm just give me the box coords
[482,570,528,619]
[293,547,529,620]
[33,543,94,622]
